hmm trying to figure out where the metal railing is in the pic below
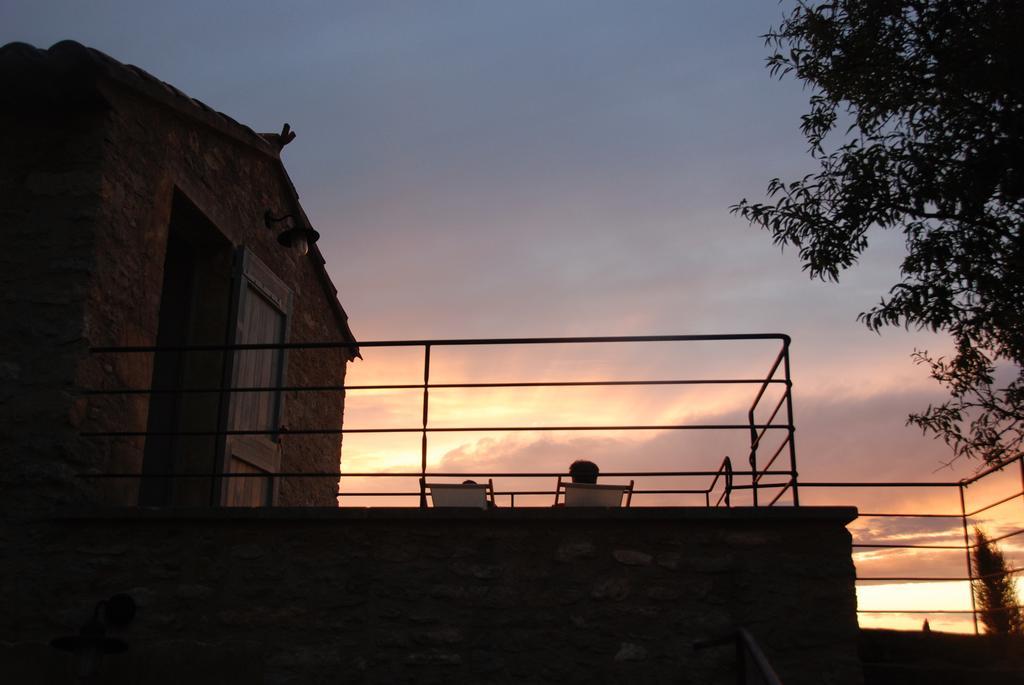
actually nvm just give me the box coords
[695,628,784,684]
[800,453,1024,635]
[81,333,799,507]
[78,332,1022,632]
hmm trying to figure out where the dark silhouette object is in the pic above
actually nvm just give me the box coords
[555,460,632,507]
[51,593,136,682]
[972,527,1023,635]
[922,619,930,633]
[462,480,498,507]
[732,0,1024,466]
[263,209,320,256]
[569,459,599,484]
[276,122,296,148]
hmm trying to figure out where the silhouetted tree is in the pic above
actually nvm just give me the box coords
[732,1,1024,466]
[972,527,1023,635]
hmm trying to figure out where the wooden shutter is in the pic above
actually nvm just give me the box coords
[222,249,292,506]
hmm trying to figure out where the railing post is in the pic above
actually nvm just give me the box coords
[420,344,431,508]
[959,483,979,634]
[782,341,799,506]
[724,456,733,508]
[748,409,759,507]
[1020,456,1024,509]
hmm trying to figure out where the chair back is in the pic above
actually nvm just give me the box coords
[562,482,634,507]
[428,482,492,509]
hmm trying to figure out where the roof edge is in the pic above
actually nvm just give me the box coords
[0,40,358,355]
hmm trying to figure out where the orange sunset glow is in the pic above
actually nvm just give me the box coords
[328,338,1022,634]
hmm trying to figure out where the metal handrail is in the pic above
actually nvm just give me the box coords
[798,453,1024,635]
[83,468,797,510]
[89,332,792,353]
[84,378,788,395]
[82,422,790,437]
[694,628,784,685]
[961,453,1024,485]
[746,342,797,507]
[707,456,734,507]
[82,333,800,507]
[84,333,1024,633]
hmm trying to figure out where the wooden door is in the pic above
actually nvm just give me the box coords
[222,249,292,506]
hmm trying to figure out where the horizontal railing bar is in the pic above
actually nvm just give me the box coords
[336,493,420,497]
[857,577,973,582]
[860,607,1024,614]
[622,489,710,495]
[966,491,1024,518]
[858,567,1024,583]
[971,528,1024,547]
[978,566,1024,579]
[852,543,966,550]
[730,482,790,491]
[532,488,709,495]
[337,489,713,497]
[89,333,792,354]
[960,453,1024,485]
[363,470,781,477]
[857,512,964,518]
[86,385,346,395]
[800,482,962,488]
[82,423,793,437]
[80,469,791,479]
[857,609,978,614]
[83,378,789,395]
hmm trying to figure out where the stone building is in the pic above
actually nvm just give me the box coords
[0,40,357,513]
[1,41,865,684]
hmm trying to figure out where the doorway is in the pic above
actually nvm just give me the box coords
[139,192,233,506]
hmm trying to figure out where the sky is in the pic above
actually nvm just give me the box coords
[4,0,1020,633]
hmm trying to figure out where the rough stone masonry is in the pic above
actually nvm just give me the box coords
[3,507,863,684]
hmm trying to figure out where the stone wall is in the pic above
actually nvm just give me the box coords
[1,47,353,514]
[0,98,107,517]
[77,79,351,508]
[2,507,863,684]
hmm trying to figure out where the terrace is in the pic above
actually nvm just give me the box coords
[79,333,1024,637]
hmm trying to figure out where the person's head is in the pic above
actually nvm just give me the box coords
[569,460,599,484]
[462,479,477,485]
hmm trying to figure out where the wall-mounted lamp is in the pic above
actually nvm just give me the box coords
[51,593,136,681]
[264,210,320,257]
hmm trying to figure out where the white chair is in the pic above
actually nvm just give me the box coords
[427,480,495,509]
[555,478,634,507]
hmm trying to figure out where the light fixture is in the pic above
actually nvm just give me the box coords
[264,210,320,257]
[51,593,135,681]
